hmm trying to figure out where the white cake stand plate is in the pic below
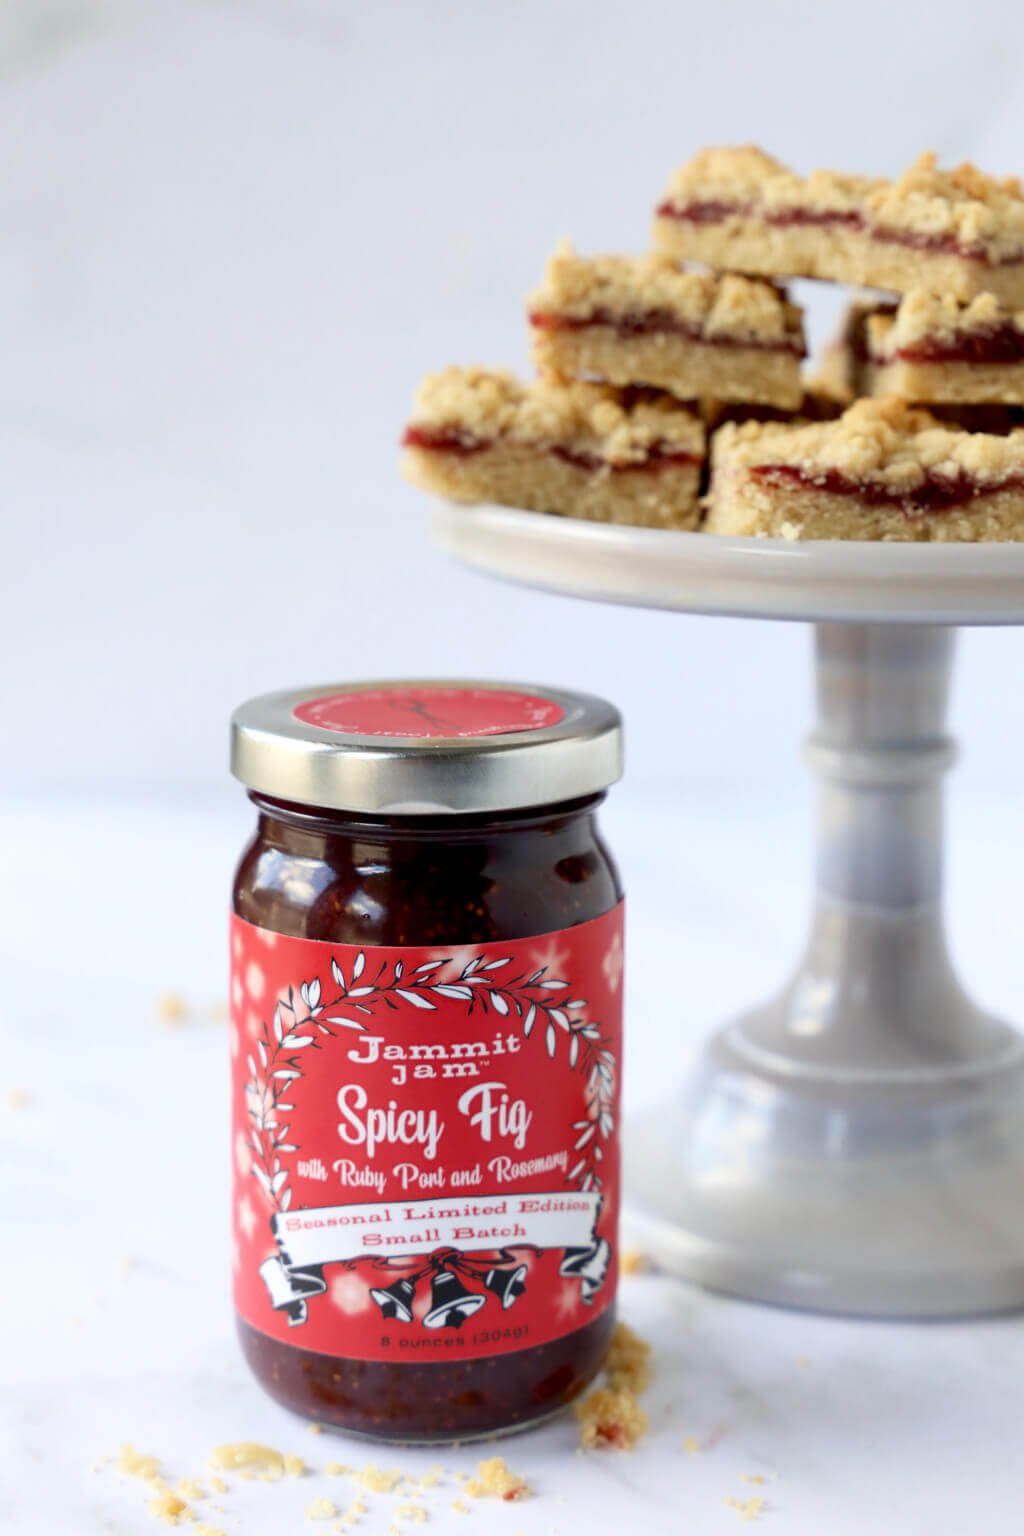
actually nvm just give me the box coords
[433,505,1024,1318]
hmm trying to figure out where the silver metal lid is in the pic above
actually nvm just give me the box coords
[230,680,623,816]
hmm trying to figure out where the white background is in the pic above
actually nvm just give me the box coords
[5,4,1024,1534]
[1,0,1023,797]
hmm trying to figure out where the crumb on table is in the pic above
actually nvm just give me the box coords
[306,1496,339,1520]
[149,1483,188,1524]
[605,1320,653,1394]
[725,1495,766,1521]
[117,1443,162,1481]
[154,991,189,1026]
[207,1442,304,1482]
[575,1387,650,1450]
[394,1501,428,1522]
[465,1456,531,1501]
[353,1463,404,1494]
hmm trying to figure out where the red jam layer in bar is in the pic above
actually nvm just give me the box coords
[656,200,1023,266]
[890,323,1024,365]
[402,424,701,473]
[528,307,806,356]
[750,463,1024,512]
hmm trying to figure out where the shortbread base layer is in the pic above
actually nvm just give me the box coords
[870,357,1024,406]
[706,471,1024,542]
[403,444,702,530]
[532,325,802,408]
[653,215,1024,305]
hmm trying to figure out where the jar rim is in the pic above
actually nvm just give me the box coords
[231,678,623,816]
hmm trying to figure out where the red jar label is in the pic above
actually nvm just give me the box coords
[231,906,624,1362]
[292,685,565,738]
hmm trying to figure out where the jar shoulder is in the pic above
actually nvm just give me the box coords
[233,816,622,944]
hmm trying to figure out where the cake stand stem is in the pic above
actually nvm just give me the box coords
[750,622,977,1078]
[625,620,1024,1317]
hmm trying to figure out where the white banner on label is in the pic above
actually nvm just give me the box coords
[272,1190,601,1269]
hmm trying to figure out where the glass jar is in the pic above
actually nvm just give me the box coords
[230,681,624,1442]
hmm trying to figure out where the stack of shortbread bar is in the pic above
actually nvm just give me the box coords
[403,147,1024,541]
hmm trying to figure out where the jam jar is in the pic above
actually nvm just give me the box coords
[230,680,624,1441]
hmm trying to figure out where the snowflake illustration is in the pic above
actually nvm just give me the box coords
[602,932,624,993]
[234,1130,252,1177]
[531,936,571,980]
[425,942,484,973]
[330,1272,371,1316]
[554,1282,582,1322]
[245,961,266,1001]
[238,1196,258,1240]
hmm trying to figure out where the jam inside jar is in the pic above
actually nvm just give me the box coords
[230,681,624,1442]
[234,794,622,1440]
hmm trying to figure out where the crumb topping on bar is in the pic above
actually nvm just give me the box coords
[868,288,1024,358]
[866,153,1024,258]
[662,144,789,201]
[659,146,1024,261]
[529,241,802,346]
[792,167,877,217]
[407,368,704,463]
[714,397,1024,487]
[661,144,877,217]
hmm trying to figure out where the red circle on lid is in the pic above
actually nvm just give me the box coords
[293,686,566,740]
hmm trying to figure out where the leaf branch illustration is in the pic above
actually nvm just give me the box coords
[245,946,618,1209]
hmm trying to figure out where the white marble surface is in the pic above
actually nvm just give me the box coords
[5,785,1024,1533]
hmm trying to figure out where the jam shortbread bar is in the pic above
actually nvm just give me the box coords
[705,397,1024,541]
[654,148,1024,304]
[402,368,705,530]
[528,243,805,408]
[866,289,1024,405]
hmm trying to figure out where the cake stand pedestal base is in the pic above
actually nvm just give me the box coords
[431,505,1024,1318]
[626,623,1024,1317]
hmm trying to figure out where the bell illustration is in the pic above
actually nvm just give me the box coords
[258,1256,327,1327]
[423,1267,486,1329]
[560,1238,611,1300]
[560,1245,593,1277]
[369,1275,417,1323]
[484,1263,528,1309]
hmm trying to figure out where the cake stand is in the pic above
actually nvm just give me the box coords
[433,504,1024,1318]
